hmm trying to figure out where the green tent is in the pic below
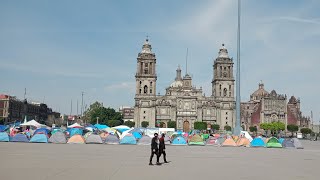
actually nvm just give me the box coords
[188,134,205,146]
[266,137,282,148]
[201,134,209,140]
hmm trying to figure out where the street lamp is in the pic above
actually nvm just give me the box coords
[96,117,99,124]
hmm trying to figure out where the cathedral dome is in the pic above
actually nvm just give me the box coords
[289,96,297,104]
[170,80,183,88]
[251,83,269,101]
[218,44,229,58]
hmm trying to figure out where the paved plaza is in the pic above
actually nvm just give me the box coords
[0,140,319,180]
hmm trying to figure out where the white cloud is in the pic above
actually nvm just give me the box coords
[279,16,320,25]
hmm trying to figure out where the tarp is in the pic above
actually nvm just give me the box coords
[188,134,205,146]
[20,120,41,128]
[172,136,187,145]
[137,135,152,145]
[105,134,119,145]
[0,125,8,132]
[94,124,109,130]
[282,139,295,148]
[250,137,266,147]
[0,132,9,142]
[68,123,83,128]
[48,132,67,144]
[240,131,253,142]
[292,138,304,149]
[132,131,142,139]
[222,138,237,147]
[67,134,85,144]
[33,128,50,136]
[266,137,282,148]
[120,134,136,145]
[86,134,103,144]
[113,125,130,133]
[11,133,29,142]
[30,134,48,143]
[236,137,251,147]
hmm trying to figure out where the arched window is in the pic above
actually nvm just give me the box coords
[150,89,152,94]
[139,89,142,94]
[223,88,227,97]
[144,85,148,94]
[150,82,152,86]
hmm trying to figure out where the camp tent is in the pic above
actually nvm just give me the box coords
[86,134,103,144]
[99,132,108,140]
[0,125,8,132]
[33,128,50,136]
[240,131,253,142]
[69,128,83,137]
[67,134,85,144]
[232,135,239,142]
[137,135,152,145]
[68,123,83,128]
[84,132,93,139]
[163,136,171,144]
[222,138,237,147]
[0,132,9,142]
[11,133,29,142]
[188,134,205,146]
[206,137,217,146]
[278,138,285,144]
[250,137,266,147]
[236,137,251,147]
[120,134,136,145]
[20,120,41,128]
[105,134,119,145]
[292,138,304,149]
[171,136,187,145]
[48,132,67,144]
[51,128,63,135]
[30,134,48,143]
[94,124,109,130]
[282,139,295,148]
[266,137,282,148]
[113,125,130,133]
[215,137,226,146]
[132,131,142,139]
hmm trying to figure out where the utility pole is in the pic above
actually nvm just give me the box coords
[77,99,79,116]
[81,92,84,117]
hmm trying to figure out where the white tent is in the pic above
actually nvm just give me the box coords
[20,120,41,128]
[68,123,83,128]
[241,131,253,142]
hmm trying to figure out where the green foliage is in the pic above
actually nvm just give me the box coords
[141,121,149,128]
[0,117,4,124]
[300,128,312,135]
[241,125,245,130]
[83,101,122,124]
[159,122,166,128]
[106,120,122,127]
[194,121,207,130]
[224,125,232,131]
[167,121,176,129]
[249,126,257,132]
[123,121,135,128]
[211,124,220,130]
[287,124,299,133]
[270,121,285,132]
[260,123,271,130]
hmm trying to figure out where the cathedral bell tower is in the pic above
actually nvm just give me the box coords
[212,44,235,128]
[134,38,157,127]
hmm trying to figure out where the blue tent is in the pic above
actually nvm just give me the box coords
[132,131,142,139]
[0,125,8,132]
[278,138,285,144]
[69,128,83,137]
[172,136,187,145]
[0,132,9,142]
[250,137,266,147]
[30,134,48,143]
[120,134,136,145]
[11,133,29,142]
[94,124,109,130]
[34,128,50,136]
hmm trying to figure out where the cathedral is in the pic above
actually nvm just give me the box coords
[133,38,235,132]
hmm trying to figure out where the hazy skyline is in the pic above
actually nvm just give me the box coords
[1,0,320,122]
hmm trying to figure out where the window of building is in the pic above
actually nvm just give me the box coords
[223,88,227,97]
[140,81,142,85]
[225,122,228,125]
[143,116,146,119]
[224,67,226,70]
[226,112,228,115]
[139,89,142,94]
[143,111,146,114]
[144,85,148,94]
[150,89,152,94]
[150,82,152,86]
[226,117,228,120]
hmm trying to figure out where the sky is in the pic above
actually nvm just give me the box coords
[0,0,319,122]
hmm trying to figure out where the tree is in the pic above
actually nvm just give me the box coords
[224,125,232,131]
[0,117,4,124]
[106,120,122,127]
[287,124,299,137]
[270,122,285,136]
[123,121,135,128]
[194,122,207,130]
[83,101,123,125]
[300,128,312,137]
[167,121,176,129]
[141,121,149,128]
[211,124,220,131]
[159,122,166,128]
[249,126,257,133]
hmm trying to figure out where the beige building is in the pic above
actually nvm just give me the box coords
[133,39,235,132]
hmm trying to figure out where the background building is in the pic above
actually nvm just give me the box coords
[119,106,134,122]
[133,39,235,132]
[241,83,310,130]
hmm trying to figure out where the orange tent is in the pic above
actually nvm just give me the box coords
[222,138,237,147]
[67,134,85,144]
[232,135,239,142]
[236,137,250,147]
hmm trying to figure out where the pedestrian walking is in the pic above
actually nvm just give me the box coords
[149,133,160,165]
[158,133,168,163]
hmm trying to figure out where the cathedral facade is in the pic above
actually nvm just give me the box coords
[133,38,235,132]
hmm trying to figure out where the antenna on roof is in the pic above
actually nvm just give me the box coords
[185,48,189,75]
[24,88,26,100]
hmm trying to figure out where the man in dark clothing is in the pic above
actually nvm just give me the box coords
[149,133,160,165]
[158,133,168,163]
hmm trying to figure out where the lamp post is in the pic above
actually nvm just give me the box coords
[96,117,99,124]
[234,0,242,135]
